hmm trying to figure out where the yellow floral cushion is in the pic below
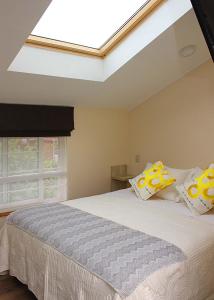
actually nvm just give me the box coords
[176,164,214,215]
[129,161,176,200]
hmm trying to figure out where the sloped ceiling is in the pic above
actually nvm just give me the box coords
[0,1,211,109]
[0,0,51,71]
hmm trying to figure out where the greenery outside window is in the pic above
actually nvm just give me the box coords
[0,137,67,211]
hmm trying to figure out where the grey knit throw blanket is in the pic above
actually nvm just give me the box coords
[7,203,186,298]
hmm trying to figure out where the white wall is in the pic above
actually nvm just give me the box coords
[10,46,104,81]
[104,0,192,78]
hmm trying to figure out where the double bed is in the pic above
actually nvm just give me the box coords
[1,188,214,300]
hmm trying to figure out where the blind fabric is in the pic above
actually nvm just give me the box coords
[0,103,74,137]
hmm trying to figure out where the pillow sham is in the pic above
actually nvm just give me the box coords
[145,162,195,202]
[129,161,175,200]
[176,164,214,215]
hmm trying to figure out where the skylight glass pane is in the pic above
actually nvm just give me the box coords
[32,0,148,48]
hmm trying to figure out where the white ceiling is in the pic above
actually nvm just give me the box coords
[0,0,211,109]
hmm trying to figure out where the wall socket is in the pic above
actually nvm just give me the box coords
[135,154,141,163]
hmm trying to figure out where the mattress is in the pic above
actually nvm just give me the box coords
[1,188,214,300]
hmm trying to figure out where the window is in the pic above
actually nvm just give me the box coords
[32,0,146,48]
[0,137,67,211]
[27,0,163,57]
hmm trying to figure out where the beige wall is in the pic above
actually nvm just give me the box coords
[129,60,214,176]
[66,60,214,200]
[67,107,129,199]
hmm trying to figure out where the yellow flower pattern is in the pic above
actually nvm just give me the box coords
[187,165,214,203]
[137,161,175,192]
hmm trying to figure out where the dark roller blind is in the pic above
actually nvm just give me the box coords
[0,103,74,137]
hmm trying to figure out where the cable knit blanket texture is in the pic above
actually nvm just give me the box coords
[7,203,186,298]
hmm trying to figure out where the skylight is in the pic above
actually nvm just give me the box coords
[32,0,149,49]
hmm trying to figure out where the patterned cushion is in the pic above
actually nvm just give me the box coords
[129,161,175,200]
[176,164,214,215]
[145,162,195,202]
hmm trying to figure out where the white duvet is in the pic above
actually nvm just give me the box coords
[1,188,214,300]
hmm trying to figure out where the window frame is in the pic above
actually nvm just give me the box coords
[26,0,163,58]
[0,137,67,215]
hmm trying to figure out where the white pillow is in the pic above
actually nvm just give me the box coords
[145,162,196,202]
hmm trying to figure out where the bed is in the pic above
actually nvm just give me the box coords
[1,188,214,300]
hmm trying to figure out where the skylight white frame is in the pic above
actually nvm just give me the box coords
[26,0,163,57]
